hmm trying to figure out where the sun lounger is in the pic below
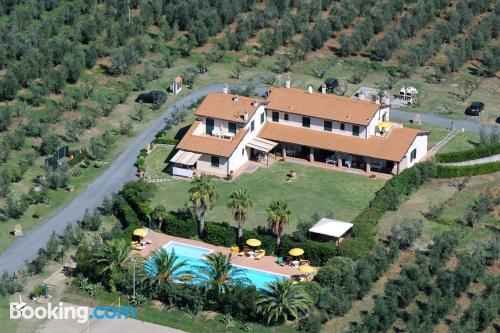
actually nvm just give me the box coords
[255,252,265,260]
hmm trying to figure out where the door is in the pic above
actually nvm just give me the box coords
[206,118,214,135]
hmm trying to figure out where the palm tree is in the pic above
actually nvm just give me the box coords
[196,252,250,303]
[151,205,167,231]
[266,200,291,251]
[145,248,189,285]
[227,188,253,245]
[92,238,130,274]
[188,174,217,237]
[256,279,312,324]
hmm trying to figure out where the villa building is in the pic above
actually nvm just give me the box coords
[170,84,429,178]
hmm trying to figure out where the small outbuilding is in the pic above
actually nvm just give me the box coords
[171,76,183,95]
[308,218,353,246]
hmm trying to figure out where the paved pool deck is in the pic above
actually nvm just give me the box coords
[133,231,302,277]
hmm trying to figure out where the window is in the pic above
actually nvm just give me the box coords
[340,123,345,131]
[352,125,359,136]
[242,148,245,156]
[206,118,214,135]
[228,122,236,134]
[260,112,265,124]
[411,148,417,161]
[250,120,255,132]
[302,117,310,128]
[284,113,289,121]
[272,111,279,122]
[211,156,219,167]
[324,120,332,132]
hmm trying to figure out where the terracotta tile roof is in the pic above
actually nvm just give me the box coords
[266,87,380,126]
[195,93,264,123]
[177,121,247,157]
[259,123,428,162]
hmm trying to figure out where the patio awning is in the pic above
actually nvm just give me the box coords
[170,150,202,166]
[308,218,353,238]
[246,137,278,153]
[377,121,393,129]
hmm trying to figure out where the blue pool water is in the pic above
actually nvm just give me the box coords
[144,242,287,289]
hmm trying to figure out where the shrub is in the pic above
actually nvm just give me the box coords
[298,313,323,333]
[316,257,355,289]
[436,161,500,178]
[161,214,197,239]
[390,219,423,249]
[435,143,500,163]
[203,222,236,246]
[80,210,102,231]
[154,136,179,145]
[338,237,375,260]
[220,286,259,321]
[113,195,141,231]
[30,285,45,299]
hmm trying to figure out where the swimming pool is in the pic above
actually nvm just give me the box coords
[144,241,287,289]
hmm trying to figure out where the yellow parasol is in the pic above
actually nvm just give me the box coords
[299,265,317,274]
[246,239,262,247]
[133,228,148,238]
[288,248,304,257]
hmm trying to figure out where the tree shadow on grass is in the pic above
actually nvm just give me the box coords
[174,124,191,140]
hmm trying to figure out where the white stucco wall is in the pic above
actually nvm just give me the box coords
[200,117,244,134]
[227,105,267,173]
[197,154,228,177]
[266,109,367,138]
[400,134,428,170]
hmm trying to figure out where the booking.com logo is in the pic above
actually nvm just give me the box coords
[10,296,135,323]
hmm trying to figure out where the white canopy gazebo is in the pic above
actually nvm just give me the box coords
[246,137,278,165]
[308,218,353,245]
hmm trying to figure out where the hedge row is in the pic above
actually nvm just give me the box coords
[436,161,500,178]
[435,143,500,163]
[113,195,142,236]
[148,212,338,266]
[154,136,179,145]
[340,161,437,258]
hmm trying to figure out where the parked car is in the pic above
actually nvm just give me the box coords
[324,78,339,93]
[465,101,485,116]
[135,91,167,109]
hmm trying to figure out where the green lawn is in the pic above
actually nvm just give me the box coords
[440,130,481,153]
[145,146,174,177]
[150,161,385,232]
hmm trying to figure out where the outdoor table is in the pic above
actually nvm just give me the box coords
[291,260,299,267]
[247,251,255,257]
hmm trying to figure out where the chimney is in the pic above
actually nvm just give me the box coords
[243,111,249,121]
[285,76,291,89]
[321,84,327,94]
[307,85,313,94]
[252,100,258,107]
[223,84,229,94]
[381,91,390,105]
[232,95,239,102]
